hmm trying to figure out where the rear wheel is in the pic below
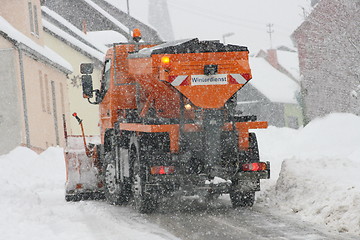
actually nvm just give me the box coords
[130,139,158,213]
[65,193,82,202]
[230,191,255,208]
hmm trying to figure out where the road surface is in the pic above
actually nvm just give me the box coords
[143,196,359,240]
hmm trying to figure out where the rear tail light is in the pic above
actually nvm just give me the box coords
[150,166,175,175]
[242,162,267,171]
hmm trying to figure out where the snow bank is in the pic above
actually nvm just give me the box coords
[256,113,360,235]
[0,147,66,239]
[2,113,360,237]
[0,147,178,240]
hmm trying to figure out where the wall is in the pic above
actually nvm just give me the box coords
[293,0,360,122]
[237,84,303,128]
[0,0,72,152]
[43,32,102,136]
[284,104,303,129]
[20,51,70,150]
[0,0,44,45]
[0,42,22,155]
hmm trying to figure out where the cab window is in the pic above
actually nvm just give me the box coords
[101,59,111,94]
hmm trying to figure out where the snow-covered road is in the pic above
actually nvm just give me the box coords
[147,201,358,240]
[1,113,360,239]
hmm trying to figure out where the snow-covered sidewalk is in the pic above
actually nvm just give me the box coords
[256,113,360,236]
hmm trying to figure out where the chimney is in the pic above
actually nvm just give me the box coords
[82,20,87,34]
[266,49,279,68]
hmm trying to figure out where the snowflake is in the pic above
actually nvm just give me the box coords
[70,75,81,88]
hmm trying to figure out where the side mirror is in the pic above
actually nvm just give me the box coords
[82,75,93,98]
[80,63,94,74]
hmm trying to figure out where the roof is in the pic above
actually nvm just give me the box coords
[87,30,127,47]
[42,19,105,62]
[82,0,128,33]
[276,50,300,80]
[249,57,299,104]
[42,6,108,53]
[0,16,72,73]
[43,0,161,42]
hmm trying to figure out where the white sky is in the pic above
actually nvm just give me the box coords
[108,0,311,52]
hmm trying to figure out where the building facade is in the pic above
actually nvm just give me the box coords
[292,0,360,123]
[42,7,106,136]
[0,0,72,154]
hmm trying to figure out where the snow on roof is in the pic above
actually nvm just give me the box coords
[0,16,72,73]
[41,6,109,54]
[87,30,127,46]
[277,50,300,80]
[43,19,105,61]
[83,0,129,34]
[103,0,120,7]
[130,38,193,58]
[249,57,299,104]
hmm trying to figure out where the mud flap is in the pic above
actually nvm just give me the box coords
[64,136,105,201]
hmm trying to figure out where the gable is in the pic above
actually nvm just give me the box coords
[249,57,299,104]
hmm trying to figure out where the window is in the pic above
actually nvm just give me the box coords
[44,74,51,114]
[33,5,39,35]
[101,59,111,94]
[59,82,65,115]
[28,2,34,33]
[51,81,60,145]
[28,1,39,36]
[39,71,45,112]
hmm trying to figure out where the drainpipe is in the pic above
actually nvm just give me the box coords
[16,44,31,147]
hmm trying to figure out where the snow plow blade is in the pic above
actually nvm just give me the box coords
[64,136,105,201]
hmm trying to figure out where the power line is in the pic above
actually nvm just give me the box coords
[167,0,293,35]
[167,2,264,32]
[168,0,266,27]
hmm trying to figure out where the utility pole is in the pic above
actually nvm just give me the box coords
[126,0,130,15]
[126,0,131,40]
[266,23,274,49]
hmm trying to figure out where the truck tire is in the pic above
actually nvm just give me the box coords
[230,191,255,208]
[130,142,158,213]
[65,193,82,202]
[104,151,127,205]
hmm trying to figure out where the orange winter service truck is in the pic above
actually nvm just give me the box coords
[64,30,270,213]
